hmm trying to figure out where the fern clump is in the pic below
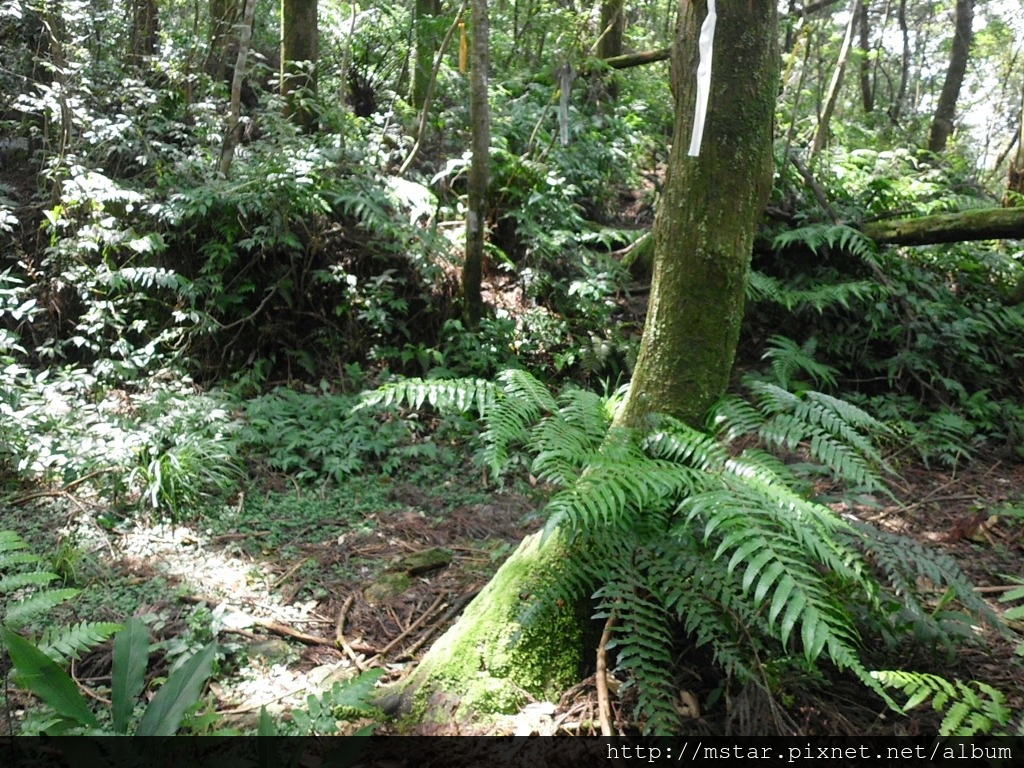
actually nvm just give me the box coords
[367,370,1001,734]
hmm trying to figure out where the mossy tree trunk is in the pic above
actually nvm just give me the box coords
[281,0,318,131]
[411,0,442,110]
[386,529,587,723]
[390,0,778,724]
[617,0,778,429]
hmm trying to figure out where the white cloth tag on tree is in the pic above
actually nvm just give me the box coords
[688,0,717,157]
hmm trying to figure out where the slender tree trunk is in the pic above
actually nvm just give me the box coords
[462,0,488,328]
[1005,89,1024,206]
[386,0,778,723]
[810,0,857,158]
[218,0,257,177]
[281,0,318,131]
[857,0,873,113]
[926,0,973,154]
[205,0,241,80]
[41,2,72,205]
[888,0,909,123]
[411,0,442,109]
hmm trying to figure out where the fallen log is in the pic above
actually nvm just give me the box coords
[861,207,1024,246]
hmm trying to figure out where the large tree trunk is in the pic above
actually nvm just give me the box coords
[462,0,488,328]
[618,0,779,429]
[387,0,778,725]
[280,0,318,131]
[926,0,973,154]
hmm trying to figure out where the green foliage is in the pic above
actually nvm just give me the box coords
[873,671,1013,736]
[240,385,433,482]
[711,371,893,493]
[0,530,118,646]
[5,615,217,736]
[279,668,385,736]
[752,205,1024,466]
[370,370,998,733]
[0,364,243,513]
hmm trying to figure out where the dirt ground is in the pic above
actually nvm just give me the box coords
[19,447,1020,737]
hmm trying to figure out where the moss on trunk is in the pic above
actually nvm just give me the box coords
[385,530,586,724]
[618,0,778,429]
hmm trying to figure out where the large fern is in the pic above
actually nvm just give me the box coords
[367,370,999,734]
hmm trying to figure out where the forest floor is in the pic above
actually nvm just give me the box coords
[4,445,1023,736]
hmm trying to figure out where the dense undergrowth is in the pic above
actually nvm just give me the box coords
[2,0,1024,737]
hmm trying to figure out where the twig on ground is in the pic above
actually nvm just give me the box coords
[596,608,619,737]
[335,594,365,671]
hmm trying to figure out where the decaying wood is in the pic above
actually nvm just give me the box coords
[861,206,1024,246]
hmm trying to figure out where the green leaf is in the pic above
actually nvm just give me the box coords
[112,617,150,733]
[1,626,99,729]
[135,642,216,736]
[257,705,277,736]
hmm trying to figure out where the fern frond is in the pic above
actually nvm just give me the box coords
[872,671,1012,735]
[762,335,839,391]
[529,389,610,486]
[772,223,878,264]
[746,270,876,313]
[643,416,730,473]
[38,621,123,663]
[596,569,679,735]
[0,571,59,593]
[4,589,81,629]
[735,380,892,491]
[0,530,83,632]
[841,521,1002,642]
[358,376,497,414]
[482,371,559,478]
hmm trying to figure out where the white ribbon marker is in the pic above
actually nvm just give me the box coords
[687,0,717,157]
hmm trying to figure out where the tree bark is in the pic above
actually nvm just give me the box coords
[856,0,872,113]
[594,0,625,99]
[586,48,671,71]
[411,0,442,110]
[618,0,779,429]
[280,0,318,131]
[862,207,1024,246]
[1005,88,1024,206]
[462,0,489,328]
[926,0,973,154]
[888,0,910,123]
[383,529,587,722]
[217,0,257,177]
[130,0,160,65]
[205,0,241,81]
